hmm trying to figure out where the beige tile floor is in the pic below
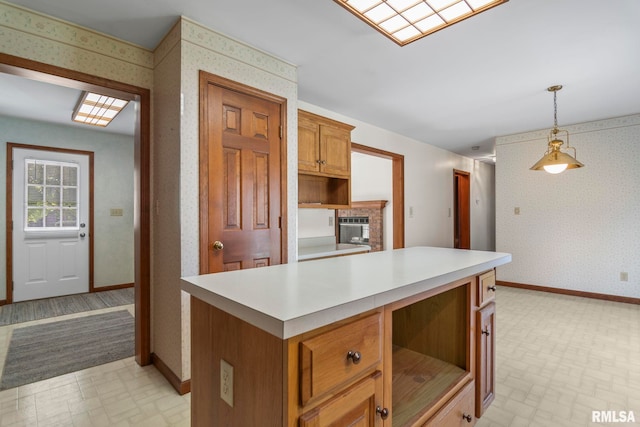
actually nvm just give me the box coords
[0,287,638,426]
[477,287,640,427]
[0,305,190,426]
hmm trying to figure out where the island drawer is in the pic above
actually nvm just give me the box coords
[422,380,475,427]
[299,311,382,405]
[477,270,496,307]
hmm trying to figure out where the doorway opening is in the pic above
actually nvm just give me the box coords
[0,53,151,365]
[351,143,405,249]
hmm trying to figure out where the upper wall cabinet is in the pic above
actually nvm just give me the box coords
[298,110,355,208]
[298,110,354,177]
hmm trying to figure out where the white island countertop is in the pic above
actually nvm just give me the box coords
[182,246,511,339]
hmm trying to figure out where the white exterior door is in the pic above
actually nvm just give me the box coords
[12,147,90,302]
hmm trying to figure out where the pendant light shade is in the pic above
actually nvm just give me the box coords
[530,85,584,173]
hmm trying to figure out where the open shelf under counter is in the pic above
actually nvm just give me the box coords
[392,345,468,426]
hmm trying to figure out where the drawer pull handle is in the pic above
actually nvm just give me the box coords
[346,350,362,364]
[463,413,473,423]
[376,406,389,420]
[482,328,491,336]
[488,285,496,292]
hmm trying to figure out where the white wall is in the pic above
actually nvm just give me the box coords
[496,114,640,298]
[298,209,335,238]
[298,101,496,252]
[0,116,135,300]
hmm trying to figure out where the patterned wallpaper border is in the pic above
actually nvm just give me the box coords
[0,1,153,88]
[496,113,640,145]
[180,16,297,84]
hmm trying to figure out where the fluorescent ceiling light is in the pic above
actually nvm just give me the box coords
[337,0,508,46]
[72,91,128,127]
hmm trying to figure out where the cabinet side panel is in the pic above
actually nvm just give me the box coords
[191,296,216,425]
[191,297,284,425]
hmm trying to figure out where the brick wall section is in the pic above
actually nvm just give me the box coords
[338,200,387,252]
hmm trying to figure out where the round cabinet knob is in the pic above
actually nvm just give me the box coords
[488,285,497,292]
[463,413,473,423]
[346,350,362,364]
[376,406,389,420]
[212,241,224,251]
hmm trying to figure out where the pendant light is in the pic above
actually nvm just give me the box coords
[530,85,584,174]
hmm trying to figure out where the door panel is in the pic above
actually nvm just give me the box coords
[454,170,470,250]
[12,147,91,302]
[201,75,283,273]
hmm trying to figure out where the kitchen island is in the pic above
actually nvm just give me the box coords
[182,246,511,426]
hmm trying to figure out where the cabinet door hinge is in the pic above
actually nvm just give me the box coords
[278,216,282,229]
[279,126,283,139]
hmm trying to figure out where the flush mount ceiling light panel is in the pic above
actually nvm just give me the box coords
[335,0,508,46]
[72,91,129,127]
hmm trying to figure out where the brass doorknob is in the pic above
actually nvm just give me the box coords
[212,241,224,251]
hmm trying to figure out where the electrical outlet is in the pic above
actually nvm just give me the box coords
[620,272,629,282]
[220,359,234,407]
[329,216,334,227]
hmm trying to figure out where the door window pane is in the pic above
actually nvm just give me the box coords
[63,166,77,186]
[45,165,61,185]
[45,187,60,207]
[63,188,77,207]
[27,186,44,207]
[27,163,44,184]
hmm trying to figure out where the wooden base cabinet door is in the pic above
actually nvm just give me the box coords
[476,302,496,418]
[299,371,385,427]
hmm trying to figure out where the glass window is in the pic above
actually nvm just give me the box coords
[25,159,80,230]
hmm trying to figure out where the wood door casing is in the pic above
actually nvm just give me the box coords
[0,52,151,367]
[199,72,287,273]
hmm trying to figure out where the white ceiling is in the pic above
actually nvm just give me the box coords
[2,0,640,160]
[0,72,137,136]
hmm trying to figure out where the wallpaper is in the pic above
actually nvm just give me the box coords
[0,2,153,89]
[149,17,298,380]
[496,114,640,298]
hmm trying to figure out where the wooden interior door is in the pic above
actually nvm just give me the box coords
[200,73,284,273]
[453,170,470,249]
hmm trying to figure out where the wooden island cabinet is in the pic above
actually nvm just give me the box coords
[183,247,511,426]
